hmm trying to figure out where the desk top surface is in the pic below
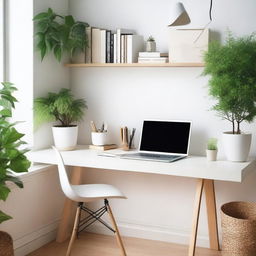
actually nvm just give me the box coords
[28,145,256,183]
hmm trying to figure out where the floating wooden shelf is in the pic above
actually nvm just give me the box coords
[65,63,204,68]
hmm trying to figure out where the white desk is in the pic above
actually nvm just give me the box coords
[28,145,256,256]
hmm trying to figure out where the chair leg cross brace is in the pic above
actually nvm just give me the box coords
[77,202,115,235]
[66,199,127,256]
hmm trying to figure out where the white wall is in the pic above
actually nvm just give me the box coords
[69,0,256,247]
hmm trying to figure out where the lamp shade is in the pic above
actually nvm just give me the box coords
[168,2,190,26]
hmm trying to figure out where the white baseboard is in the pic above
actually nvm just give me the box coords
[12,219,211,255]
[86,220,211,248]
[13,221,59,256]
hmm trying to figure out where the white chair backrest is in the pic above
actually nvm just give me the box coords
[52,146,78,201]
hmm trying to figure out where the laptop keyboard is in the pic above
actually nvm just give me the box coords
[120,153,184,162]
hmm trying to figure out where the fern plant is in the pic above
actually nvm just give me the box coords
[0,82,31,223]
[33,8,89,61]
[34,88,87,128]
[203,33,256,134]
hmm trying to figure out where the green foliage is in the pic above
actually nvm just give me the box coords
[34,88,87,128]
[207,138,218,150]
[203,33,256,134]
[0,82,31,224]
[33,8,89,62]
[147,35,155,42]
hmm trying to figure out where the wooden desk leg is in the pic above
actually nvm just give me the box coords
[204,179,220,250]
[56,166,82,243]
[188,179,204,256]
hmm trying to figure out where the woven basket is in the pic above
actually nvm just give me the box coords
[221,201,256,256]
[0,231,14,256]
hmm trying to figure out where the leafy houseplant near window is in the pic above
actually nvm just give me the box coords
[33,8,89,62]
[203,33,256,161]
[34,88,87,150]
[0,82,31,253]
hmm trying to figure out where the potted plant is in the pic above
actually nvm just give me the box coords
[146,36,156,52]
[34,88,87,150]
[33,8,89,62]
[203,33,256,161]
[206,138,218,161]
[0,82,31,253]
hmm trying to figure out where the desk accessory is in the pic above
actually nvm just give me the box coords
[206,138,218,161]
[120,127,136,151]
[89,144,117,151]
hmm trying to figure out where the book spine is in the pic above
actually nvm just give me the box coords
[106,30,111,63]
[113,34,117,63]
[124,35,127,63]
[110,33,114,63]
[100,30,106,63]
[116,29,121,63]
[85,27,92,63]
[121,35,125,63]
[92,28,101,63]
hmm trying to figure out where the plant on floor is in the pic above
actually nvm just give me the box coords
[0,82,31,223]
[33,8,89,61]
[207,138,217,150]
[34,88,87,129]
[203,32,256,134]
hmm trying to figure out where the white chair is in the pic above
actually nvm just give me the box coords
[52,146,127,256]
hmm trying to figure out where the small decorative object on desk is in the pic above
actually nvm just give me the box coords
[120,127,136,151]
[146,36,156,52]
[206,138,218,161]
[90,121,110,146]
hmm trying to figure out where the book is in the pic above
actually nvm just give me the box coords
[138,57,168,63]
[139,52,161,58]
[121,34,125,63]
[127,35,144,63]
[106,30,111,63]
[92,28,101,63]
[100,29,106,63]
[116,29,134,63]
[89,144,118,151]
[110,33,114,63]
[85,27,92,63]
[113,34,117,63]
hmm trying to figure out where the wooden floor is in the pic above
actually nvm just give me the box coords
[28,232,221,256]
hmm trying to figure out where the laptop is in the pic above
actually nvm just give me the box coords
[120,120,192,163]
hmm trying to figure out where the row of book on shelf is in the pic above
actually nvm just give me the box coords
[85,27,168,64]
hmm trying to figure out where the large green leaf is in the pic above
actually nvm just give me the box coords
[0,184,11,201]
[0,211,12,224]
[9,155,31,173]
[3,175,23,188]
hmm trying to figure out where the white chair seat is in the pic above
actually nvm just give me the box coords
[71,184,126,202]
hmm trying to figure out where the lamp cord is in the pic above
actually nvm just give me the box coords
[209,0,213,21]
[193,0,213,44]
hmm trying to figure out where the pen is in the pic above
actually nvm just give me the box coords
[129,128,136,149]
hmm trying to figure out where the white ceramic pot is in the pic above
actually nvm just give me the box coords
[146,41,156,52]
[206,149,217,161]
[222,132,252,162]
[91,132,108,146]
[52,126,78,151]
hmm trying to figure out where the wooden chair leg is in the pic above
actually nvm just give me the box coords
[106,201,127,256]
[66,204,81,256]
[188,179,204,256]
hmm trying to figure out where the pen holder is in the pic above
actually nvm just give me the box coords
[120,127,136,151]
[91,132,108,146]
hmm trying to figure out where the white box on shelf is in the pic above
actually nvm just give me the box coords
[169,29,209,63]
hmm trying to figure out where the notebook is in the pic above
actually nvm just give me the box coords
[120,120,192,163]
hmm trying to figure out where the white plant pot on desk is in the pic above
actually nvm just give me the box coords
[52,126,78,151]
[223,132,252,162]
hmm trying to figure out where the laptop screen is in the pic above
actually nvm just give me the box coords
[139,120,191,155]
